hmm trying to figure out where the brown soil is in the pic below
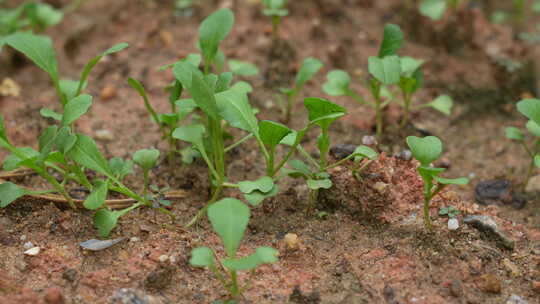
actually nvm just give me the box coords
[1,0,539,303]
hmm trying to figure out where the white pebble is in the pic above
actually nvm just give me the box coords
[448,218,459,230]
[24,247,40,256]
[130,237,140,242]
[20,235,27,241]
[23,242,34,249]
[158,255,169,263]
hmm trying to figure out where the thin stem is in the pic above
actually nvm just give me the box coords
[423,195,432,230]
[298,146,320,169]
[185,184,223,228]
[230,270,240,299]
[285,90,298,123]
[272,128,308,177]
[522,139,539,191]
[224,134,254,153]
[271,16,281,41]
[346,89,373,108]
[400,88,412,128]
[143,170,149,198]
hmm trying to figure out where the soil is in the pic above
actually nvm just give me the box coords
[1,0,540,303]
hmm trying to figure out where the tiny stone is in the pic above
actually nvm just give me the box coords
[43,286,64,304]
[23,242,34,249]
[448,218,459,230]
[284,233,299,250]
[158,255,169,263]
[479,273,502,294]
[95,129,114,141]
[100,85,117,101]
[62,268,77,282]
[129,237,140,242]
[361,135,377,146]
[396,149,412,161]
[20,235,27,241]
[506,294,529,304]
[469,172,476,179]
[24,247,40,256]
[373,182,388,194]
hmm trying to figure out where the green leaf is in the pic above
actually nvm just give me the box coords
[378,24,403,58]
[4,32,58,82]
[228,59,259,76]
[61,94,92,126]
[199,8,234,66]
[37,125,57,163]
[222,247,278,271]
[132,149,160,171]
[243,185,278,206]
[527,120,540,138]
[109,157,134,179]
[433,176,469,185]
[406,135,442,166]
[295,57,323,87]
[28,2,63,28]
[54,126,76,154]
[353,145,378,161]
[190,247,215,268]
[172,61,202,88]
[0,115,7,143]
[517,98,540,126]
[425,95,453,116]
[216,72,233,92]
[93,209,122,237]
[535,155,540,169]
[307,178,332,190]
[77,43,128,95]
[322,70,350,96]
[0,182,27,208]
[368,55,401,85]
[238,176,274,194]
[208,198,250,257]
[2,148,38,171]
[68,134,112,177]
[230,81,253,94]
[400,56,424,77]
[173,124,206,147]
[419,0,447,20]
[304,97,346,128]
[259,120,292,151]
[188,71,220,120]
[59,79,83,101]
[288,159,312,176]
[83,180,109,210]
[40,108,61,121]
[505,126,524,141]
[215,89,258,134]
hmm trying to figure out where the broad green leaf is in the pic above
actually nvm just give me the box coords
[425,95,453,116]
[505,126,524,141]
[368,55,401,85]
[61,94,92,126]
[37,125,57,163]
[83,180,109,210]
[0,182,27,208]
[216,72,233,92]
[230,81,253,94]
[295,57,323,87]
[109,157,134,179]
[378,24,403,58]
[0,115,6,143]
[304,97,346,128]
[406,135,442,166]
[172,124,206,147]
[353,145,378,161]
[527,120,540,138]
[59,79,83,101]
[535,155,540,168]
[133,149,160,171]
[322,70,350,96]
[199,8,234,66]
[228,60,259,76]
[259,120,292,150]
[238,176,274,194]
[93,209,121,237]
[517,98,540,126]
[400,56,424,77]
[215,89,258,134]
[280,131,297,146]
[188,72,220,120]
[419,0,447,20]
[433,176,469,185]
[180,146,200,164]
[77,43,128,95]
[190,247,215,268]
[222,247,278,271]
[40,108,61,121]
[2,148,39,171]
[28,2,63,28]
[288,159,312,176]
[307,178,332,190]
[5,32,58,82]
[68,134,112,177]
[172,61,202,88]
[243,185,278,206]
[54,126,76,154]
[208,198,249,257]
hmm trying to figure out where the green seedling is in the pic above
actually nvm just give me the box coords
[439,205,459,218]
[280,57,323,123]
[505,98,540,191]
[323,24,452,137]
[189,198,278,300]
[418,0,461,21]
[133,149,160,198]
[261,0,288,40]
[406,136,468,230]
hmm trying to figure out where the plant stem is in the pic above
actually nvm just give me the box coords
[423,195,432,230]
[230,270,240,299]
[143,170,149,198]
[224,134,253,153]
[521,140,539,192]
[271,16,280,41]
[400,89,412,128]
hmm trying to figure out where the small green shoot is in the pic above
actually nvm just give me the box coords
[261,0,288,40]
[419,0,461,21]
[133,149,160,198]
[439,205,459,218]
[406,136,468,230]
[189,198,278,300]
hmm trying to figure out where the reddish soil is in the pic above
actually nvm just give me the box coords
[1,0,539,303]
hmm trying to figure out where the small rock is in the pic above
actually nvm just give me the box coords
[330,144,357,160]
[361,135,377,146]
[24,247,40,256]
[449,279,463,298]
[23,241,34,249]
[372,182,388,194]
[475,179,526,209]
[396,149,412,161]
[80,238,126,251]
[448,218,459,230]
[532,281,540,294]
[284,233,299,251]
[0,78,21,97]
[44,287,64,304]
[110,288,156,304]
[506,294,528,304]
[95,129,114,141]
[525,175,540,192]
[503,258,520,277]
[478,273,502,294]
[20,235,26,241]
[144,267,174,290]
[129,237,140,242]
[100,85,117,101]
[62,269,77,282]
[158,255,169,263]
[464,215,515,250]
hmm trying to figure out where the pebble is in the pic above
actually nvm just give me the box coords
[20,235,27,241]
[284,233,299,250]
[330,144,356,160]
[464,215,515,250]
[503,258,521,277]
[525,175,540,192]
[130,237,140,242]
[95,129,114,141]
[158,255,169,263]
[144,267,173,290]
[100,85,117,101]
[396,149,412,161]
[62,269,77,282]
[373,182,388,194]
[23,241,34,249]
[479,273,502,294]
[24,247,40,256]
[506,294,528,304]
[474,179,526,209]
[361,135,377,146]
[448,218,459,230]
[43,287,64,304]
[110,288,154,304]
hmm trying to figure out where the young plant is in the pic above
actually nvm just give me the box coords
[439,205,459,218]
[406,135,468,230]
[505,98,540,191]
[133,148,160,198]
[280,57,323,123]
[189,198,278,300]
[261,0,288,40]
[418,0,461,21]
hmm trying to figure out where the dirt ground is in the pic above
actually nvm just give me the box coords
[0,0,539,303]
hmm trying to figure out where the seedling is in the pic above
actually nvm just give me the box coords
[189,198,278,300]
[261,0,288,40]
[418,0,461,21]
[505,98,540,191]
[439,205,459,218]
[133,149,160,198]
[323,24,452,137]
[280,57,323,123]
[406,136,468,230]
